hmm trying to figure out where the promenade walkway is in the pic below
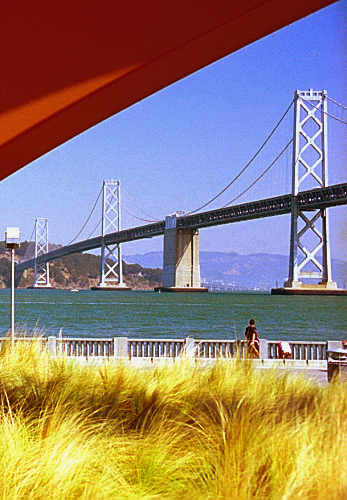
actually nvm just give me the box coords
[255,364,328,386]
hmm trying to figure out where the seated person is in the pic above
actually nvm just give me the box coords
[278,341,292,359]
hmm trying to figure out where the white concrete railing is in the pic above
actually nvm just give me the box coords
[58,338,114,357]
[268,341,327,360]
[129,338,185,358]
[0,336,343,361]
[194,340,248,358]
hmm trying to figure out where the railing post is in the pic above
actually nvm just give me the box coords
[258,339,268,359]
[47,336,57,356]
[114,337,128,358]
[185,337,196,357]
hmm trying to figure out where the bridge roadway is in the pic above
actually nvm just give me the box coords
[16,182,347,272]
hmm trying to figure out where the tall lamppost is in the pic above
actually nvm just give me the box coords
[5,227,20,346]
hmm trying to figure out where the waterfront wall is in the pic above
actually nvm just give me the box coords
[1,336,342,363]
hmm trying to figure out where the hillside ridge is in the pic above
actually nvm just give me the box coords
[0,241,162,290]
[0,242,345,290]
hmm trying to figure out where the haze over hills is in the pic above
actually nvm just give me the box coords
[0,241,345,291]
[125,251,347,290]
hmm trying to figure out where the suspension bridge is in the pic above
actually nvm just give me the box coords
[15,90,347,294]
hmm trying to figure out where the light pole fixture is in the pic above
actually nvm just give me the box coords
[5,227,20,346]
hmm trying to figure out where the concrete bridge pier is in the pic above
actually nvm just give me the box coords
[156,214,208,292]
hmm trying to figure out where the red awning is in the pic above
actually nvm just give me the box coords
[0,0,335,181]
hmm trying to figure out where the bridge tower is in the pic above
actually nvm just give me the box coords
[93,180,130,290]
[32,218,51,288]
[283,89,337,292]
[156,214,208,292]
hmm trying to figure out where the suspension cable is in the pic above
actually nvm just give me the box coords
[120,183,160,221]
[22,226,36,260]
[86,218,102,240]
[120,203,157,223]
[49,229,63,247]
[327,96,347,111]
[223,139,293,207]
[186,99,294,215]
[67,187,103,245]
[29,226,35,242]
[299,97,347,125]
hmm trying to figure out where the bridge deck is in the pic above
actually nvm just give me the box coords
[16,182,347,272]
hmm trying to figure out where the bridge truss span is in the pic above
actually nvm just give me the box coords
[103,221,166,246]
[16,182,347,274]
[297,183,347,211]
[16,221,166,272]
[178,183,347,230]
[178,194,293,230]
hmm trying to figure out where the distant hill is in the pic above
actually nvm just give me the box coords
[125,252,163,270]
[0,242,345,290]
[0,242,162,289]
[124,251,347,290]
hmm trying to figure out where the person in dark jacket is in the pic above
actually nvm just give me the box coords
[245,318,259,358]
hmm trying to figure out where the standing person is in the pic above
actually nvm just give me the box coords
[245,318,260,358]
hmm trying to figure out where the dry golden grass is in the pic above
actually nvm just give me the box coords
[0,339,347,499]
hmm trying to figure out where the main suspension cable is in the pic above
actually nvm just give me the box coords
[223,139,293,207]
[86,218,102,240]
[29,226,35,243]
[120,183,159,221]
[67,187,102,245]
[120,203,157,223]
[186,99,294,215]
[49,228,63,247]
[299,97,347,125]
[327,96,347,111]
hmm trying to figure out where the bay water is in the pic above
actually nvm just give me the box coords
[0,289,345,343]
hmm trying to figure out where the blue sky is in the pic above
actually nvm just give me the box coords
[1,0,346,263]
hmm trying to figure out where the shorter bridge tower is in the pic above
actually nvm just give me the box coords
[157,214,208,292]
[282,89,337,293]
[93,180,130,290]
[32,218,51,288]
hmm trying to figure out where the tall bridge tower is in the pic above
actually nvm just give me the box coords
[93,180,130,290]
[283,89,337,292]
[32,218,51,288]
